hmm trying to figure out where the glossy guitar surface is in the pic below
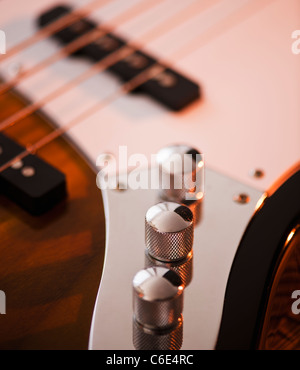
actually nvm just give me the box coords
[0,87,106,349]
[0,0,299,350]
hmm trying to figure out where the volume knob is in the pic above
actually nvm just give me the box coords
[132,267,184,350]
[157,144,204,203]
[145,202,194,262]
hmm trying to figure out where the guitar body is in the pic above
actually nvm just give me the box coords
[0,90,105,349]
[0,0,299,350]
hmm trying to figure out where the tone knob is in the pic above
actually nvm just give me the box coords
[156,144,204,203]
[132,267,184,350]
[145,250,193,288]
[145,202,194,262]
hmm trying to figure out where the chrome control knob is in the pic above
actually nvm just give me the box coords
[132,267,184,350]
[157,144,204,203]
[145,250,193,288]
[145,202,194,262]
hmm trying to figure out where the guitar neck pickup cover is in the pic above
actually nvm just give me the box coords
[0,133,67,215]
[37,5,201,111]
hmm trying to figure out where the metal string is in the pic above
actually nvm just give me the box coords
[0,0,165,96]
[0,0,220,132]
[0,0,275,174]
[0,0,112,62]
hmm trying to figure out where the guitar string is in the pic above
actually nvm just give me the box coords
[0,0,220,132]
[170,0,275,61]
[0,0,112,62]
[0,0,166,96]
[0,0,268,167]
[0,0,275,173]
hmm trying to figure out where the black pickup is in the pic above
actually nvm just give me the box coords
[0,133,67,215]
[38,5,201,111]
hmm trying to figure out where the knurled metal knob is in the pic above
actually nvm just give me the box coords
[145,250,193,288]
[132,267,184,350]
[157,144,204,203]
[145,202,194,262]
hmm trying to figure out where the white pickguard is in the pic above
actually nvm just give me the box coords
[0,0,299,191]
[0,0,299,350]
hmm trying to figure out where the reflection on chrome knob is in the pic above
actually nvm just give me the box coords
[132,267,184,350]
[145,202,194,262]
[145,250,193,288]
[157,144,204,203]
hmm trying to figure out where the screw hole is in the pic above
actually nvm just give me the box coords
[234,193,250,205]
[250,169,265,179]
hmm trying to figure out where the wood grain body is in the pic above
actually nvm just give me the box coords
[0,90,106,349]
[259,226,300,350]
